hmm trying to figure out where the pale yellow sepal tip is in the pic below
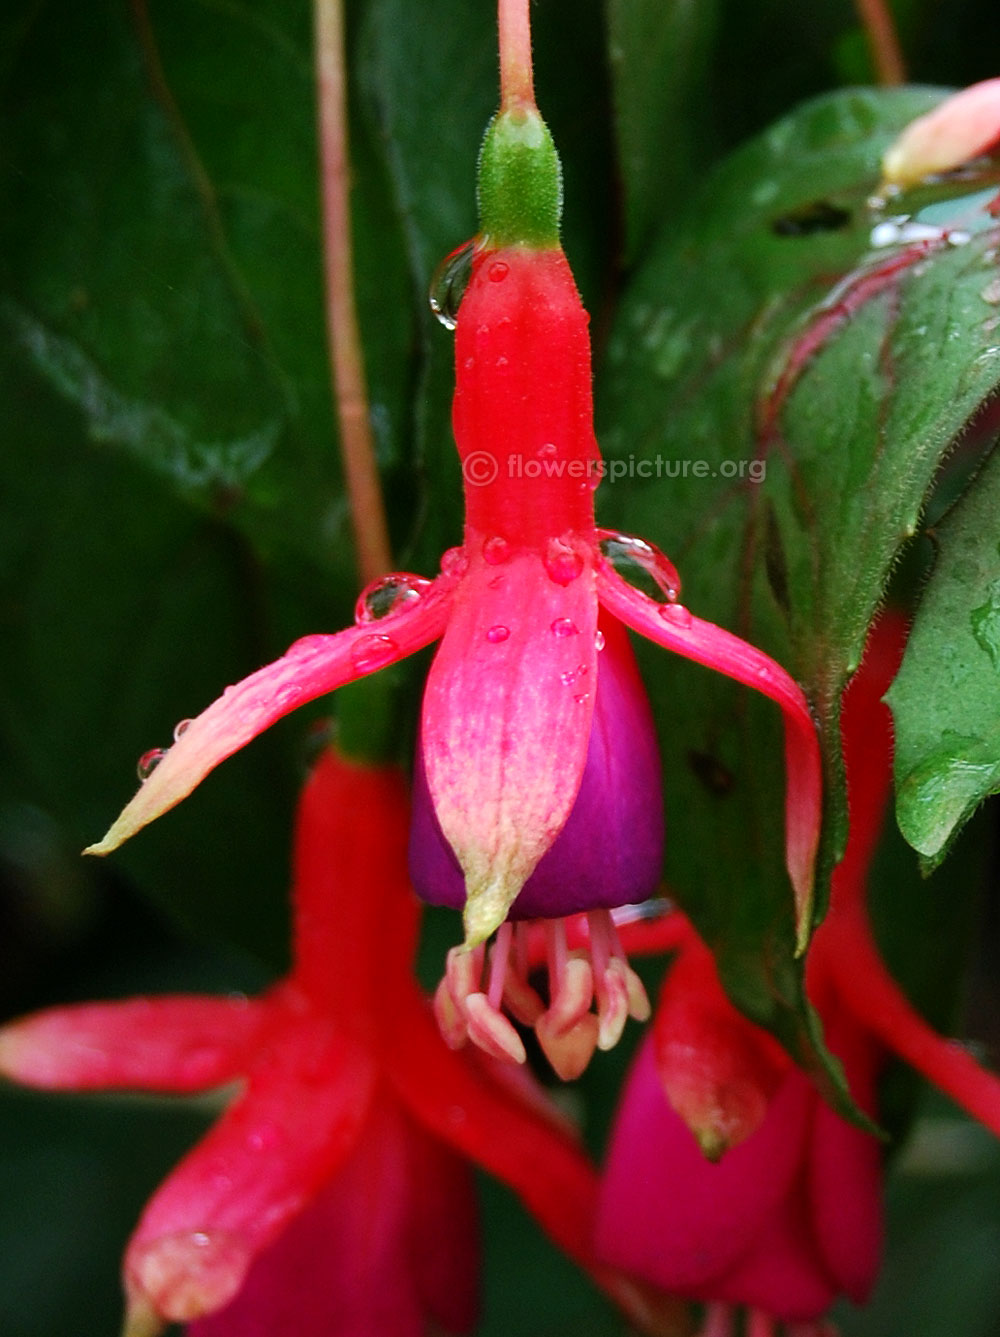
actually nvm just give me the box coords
[121,1297,165,1337]
[882,78,1000,189]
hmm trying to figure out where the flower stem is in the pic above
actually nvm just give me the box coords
[498,0,536,110]
[315,0,392,585]
[854,0,906,86]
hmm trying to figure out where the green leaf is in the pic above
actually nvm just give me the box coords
[888,441,1000,867]
[606,0,719,260]
[1,0,357,585]
[598,85,1000,1095]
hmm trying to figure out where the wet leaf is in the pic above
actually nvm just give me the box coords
[598,85,1000,1096]
[606,0,719,259]
[888,441,1000,867]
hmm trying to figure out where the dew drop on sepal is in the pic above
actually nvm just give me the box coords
[350,634,400,673]
[440,546,469,579]
[550,617,579,638]
[355,573,432,625]
[598,529,681,603]
[483,535,511,565]
[137,748,167,782]
[429,239,478,330]
[658,602,693,629]
[544,537,584,585]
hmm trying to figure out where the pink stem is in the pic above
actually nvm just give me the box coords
[853,0,906,86]
[315,0,392,584]
[498,0,535,110]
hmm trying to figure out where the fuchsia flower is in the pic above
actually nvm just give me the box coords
[595,612,1000,1329]
[84,96,820,1076]
[0,747,614,1335]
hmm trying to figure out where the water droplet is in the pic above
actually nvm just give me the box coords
[595,629,606,651]
[550,617,579,638]
[544,537,584,585]
[486,624,510,644]
[483,535,511,565]
[560,664,589,687]
[440,546,469,579]
[598,529,682,602]
[173,719,192,742]
[246,1122,281,1153]
[354,572,432,624]
[429,239,477,330]
[137,748,166,782]
[756,665,771,681]
[488,261,509,283]
[658,602,693,629]
[274,683,303,708]
[287,634,330,658]
[573,692,591,704]
[350,634,399,673]
[537,442,557,458]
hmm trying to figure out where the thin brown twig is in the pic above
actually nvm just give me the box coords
[853,0,907,86]
[315,0,392,586]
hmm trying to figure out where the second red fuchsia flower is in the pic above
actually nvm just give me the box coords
[595,613,1000,1331]
[84,90,821,1075]
[0,747,622,1336]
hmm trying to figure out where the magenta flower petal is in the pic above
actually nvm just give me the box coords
[0,996,265,1092]
[405,1122,480,1334]
[187,1101,478,1337]
[125,1021,377,1322]
[708,1188,838,1322]
[596,565,821,945]
[410,615,663,919]
[420,546,599,943]
[595,1036,812,1293]
[86,584,453,856]
[807,1014,882,1305]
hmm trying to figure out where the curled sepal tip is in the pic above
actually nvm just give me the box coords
[595,565,821,950]
[121,1295,167,1337]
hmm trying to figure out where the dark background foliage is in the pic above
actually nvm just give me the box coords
[2,0,1000,1332]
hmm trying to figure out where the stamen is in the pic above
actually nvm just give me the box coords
[488,921,513,1010]
[547,917,568,993]
[514,920,530,980]
[747,1310,777,1337]
[698,1304,735,1337]
[589,909,651,1049]
[433,974,466,1049]
[465,992,526,1063]
[431,912,651,1076]
[433,944,486,1048]
[536,1008,599,1081]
